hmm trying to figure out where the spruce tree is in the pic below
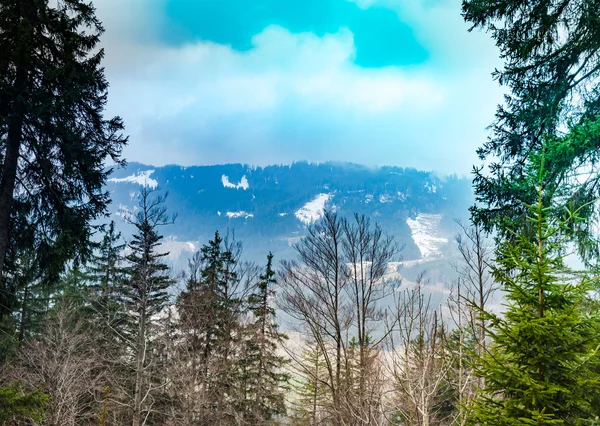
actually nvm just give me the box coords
[10,250,78,345]
[0,382,48,424]
[239,252,289,424]
[90,222,126,297]
[0,0,127,311]
[88,221,126,330]
[462,0,600,258]
[467,179,600,425]
[120,187,174,426]
[290,339,329,425]
[175,250,212,423]
[177,231,243,424]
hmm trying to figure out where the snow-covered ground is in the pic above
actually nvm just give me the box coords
[221,175,249,190]
[108,170,158,188]
[295,193,332,225]
[226,211,254,219]
[406,214,448,259]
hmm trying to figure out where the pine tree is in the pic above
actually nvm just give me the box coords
[90,222,126,299]
[8,249,42,346]
[467,179,600,425]
[202,231,238,422]
[0,0,127,312]
[239,252,289,425]
[120,187,174,426]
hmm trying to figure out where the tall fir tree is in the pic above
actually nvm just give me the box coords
[238,252,289,425]
[0,0,127,316]
[176,231,244,424]
[467,172,600,425]
[120,187,174,426]
[88,221,127,330]
[175,250,213,424]
[462,0,600,259]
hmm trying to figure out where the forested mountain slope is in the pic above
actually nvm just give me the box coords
[107,161,473,265]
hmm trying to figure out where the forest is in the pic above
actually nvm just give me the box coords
[1,0,600,425]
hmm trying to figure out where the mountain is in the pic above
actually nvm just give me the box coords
[106,161,474,272]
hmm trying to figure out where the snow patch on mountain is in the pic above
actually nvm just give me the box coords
[226,211,254,219]
[222,175,249,190]
[406,214,448,259]
[109,170,158,188]
[424,182,437,193]
[295,194,332,225]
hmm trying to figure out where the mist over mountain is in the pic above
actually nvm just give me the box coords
[107,161,474,273]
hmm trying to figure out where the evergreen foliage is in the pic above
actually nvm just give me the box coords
[290,339,330,425]
[89,222,126,302]
[176,231,245,423]
[0,382,47,424]
[122,188,174,328]
[462,0,600,259]
[0,0,127,315]
[120,187,175,426]
[467,180,600,425]
[238,252,289,424]
[87,221,127,333]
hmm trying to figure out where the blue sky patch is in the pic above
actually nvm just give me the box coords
[162,0,428,67]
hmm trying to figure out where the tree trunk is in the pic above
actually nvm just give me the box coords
[133,306,146,426]
[0,1,30,284]
[0,70,26,287]
[18,281,29,342]
[312,350,319,424]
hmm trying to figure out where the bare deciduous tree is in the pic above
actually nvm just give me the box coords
[7,303,107,425]
[281,212,399,425]
[453,221,495,354]
[387,275,453,426]
[446,221,496,425]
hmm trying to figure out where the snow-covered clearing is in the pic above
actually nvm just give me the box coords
[226,211,254,219]
[295,193,332,225]
[406,214,448,259]
[108,170,158,188]
[221,175,249,190]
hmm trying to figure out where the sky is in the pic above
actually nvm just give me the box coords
[94,0,504,175]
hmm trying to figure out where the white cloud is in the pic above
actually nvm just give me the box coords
[95,0,504,175]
